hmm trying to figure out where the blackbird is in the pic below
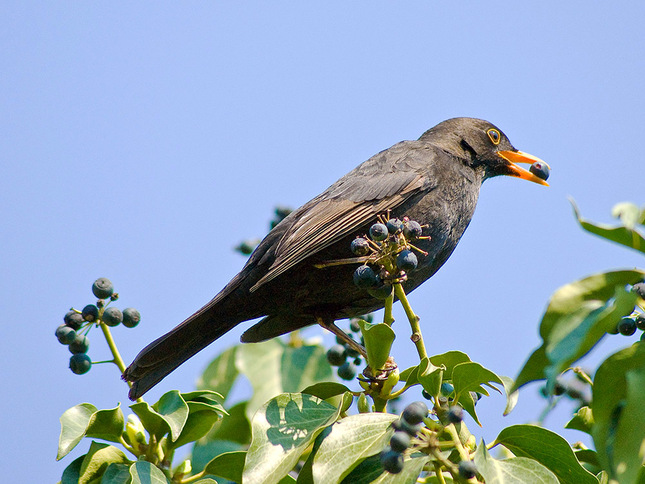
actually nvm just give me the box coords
[124,117,548,399]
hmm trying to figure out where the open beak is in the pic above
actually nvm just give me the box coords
[497,150,550,186]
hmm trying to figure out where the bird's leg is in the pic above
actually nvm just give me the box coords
[317,317,368,359]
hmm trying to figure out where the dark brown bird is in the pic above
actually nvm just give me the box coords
[124,117,548,399]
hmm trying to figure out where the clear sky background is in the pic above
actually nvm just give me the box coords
[2,2,644,481]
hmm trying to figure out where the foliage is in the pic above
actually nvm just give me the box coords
[57,203,645,483]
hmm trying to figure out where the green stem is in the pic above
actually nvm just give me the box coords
[99,322,144,403]
[445,423,470,462]
[393,283,427,360]
[383,290,395,326]
[433,461,448,484]
[180,471,206,484]
[372,395,387,413]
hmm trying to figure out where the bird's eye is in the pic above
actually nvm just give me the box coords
[487,128,501,145]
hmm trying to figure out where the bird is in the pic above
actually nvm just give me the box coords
[123,117,548,399]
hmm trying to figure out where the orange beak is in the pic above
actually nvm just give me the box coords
[497,150,550,186]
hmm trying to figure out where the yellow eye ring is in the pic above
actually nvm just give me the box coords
[487,128,501,145]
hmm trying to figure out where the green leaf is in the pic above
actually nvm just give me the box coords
[131,390,189,441]
[191,439,243,474]
[312,413,398,483]
[416,357,443,398]
[572,199,645,255]
[399,363,421,385]
[499,376,519,416]
[514,270,644,390]
[78,441,130,484]
[494,425,597,484]
[592,343,645,483]
[168,405,221,449]
[58,403,98,460]
[565,406,594,435]
[180,389,225,407]
[207,400,251,445]
[339,454,384,484]
[244,393,341,484]
[474,441,559,484]
[101,463,131,484]
[129,460,169,484]
[430,350,472,377]
[369,454,429,484]
[301,382,351,401]
[196,346,239,400]
[451,362,503,423]
[359,320,396,371]
[203,450,246,482]
[85,404,125,444]
[61,455,85,484]
[236,340,333,420]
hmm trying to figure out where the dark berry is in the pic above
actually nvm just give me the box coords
[350,238,370,256]
[353,357,362,366]
[441,382,454,396]
[81,304,99,322]
[380,449,404,474]
[529,162,550,181]
[470,392,483,404]
[369,223,389,241]
[632,282,645,299]
[64,311,84,330]
[96,299,105,308]
[349,318,361,333]
[368,284,393,300]
[337,362,357,381]
[326,344,347,366]
[389,431,411,452]
[446,406,463,424]
[458,460,477,480]
[553,380,566,396]
[386,218,404,234]
[102,307,123,327]
[122,308,141,328]
[396,250,418,272]
[69,334,90,354]
[345,343,360,359]
[353,265,378,288]
[421,390,432,400]
[403,220,423,240]
[396,418,421,436]
[274,206,292,223]
[402,401,428,425]
[235,240,258,255]
[69,354,92,375]
[92,278,114,299]
[617,317,637,336]
[56,325,77,345]
[635,315,645,331]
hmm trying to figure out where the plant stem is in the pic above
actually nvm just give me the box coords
[99,322,144,402]
[433,462,448,484]
[445,423,470,462]
[383,290,395,326]
[393,283,427,360]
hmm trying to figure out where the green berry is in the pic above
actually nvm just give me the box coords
[380,449,404,474]
[389,431,411,452]
[326,344,347,366]
[369,223,389,241]
[82,304,99,322]
[617,317,637,336]
[69,353,92,374]
[122,308,141,328]
[56,325,77,345]
[69,334,90,354]
[402,401,428,425]
[92,278,114,299]
[64,310,84,330]
[337,361,357,381]
[102,307,123,327]
[458,460,477,480]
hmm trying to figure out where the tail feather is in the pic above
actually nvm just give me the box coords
[123,310,240,400]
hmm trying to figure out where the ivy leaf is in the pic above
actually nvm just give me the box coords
[493,425,597,484]
[129,460,169,484]
[196,346,239,401]
[358,320,396,371]
[312,413,398,483]
[243,393,341,484]
[85,404,125,444]
[474,441,559,484]
[592,343,645,483]
[57,403,97,460]
[565,406,594,435]
[78,441,130,484]
[203,450,247,482]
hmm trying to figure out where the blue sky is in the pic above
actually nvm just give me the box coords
[2,2,644,481]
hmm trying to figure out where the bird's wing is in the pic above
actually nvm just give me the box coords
[250,142,437,291]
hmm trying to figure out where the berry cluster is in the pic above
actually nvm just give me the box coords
[351,216,426,299]
[380,401,428,474]
[55,278,140,375]
[326,317,369,380]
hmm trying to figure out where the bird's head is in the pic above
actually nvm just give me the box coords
[420,117,549,186]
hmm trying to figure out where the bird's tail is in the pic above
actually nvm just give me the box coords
[123,308,240,400]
